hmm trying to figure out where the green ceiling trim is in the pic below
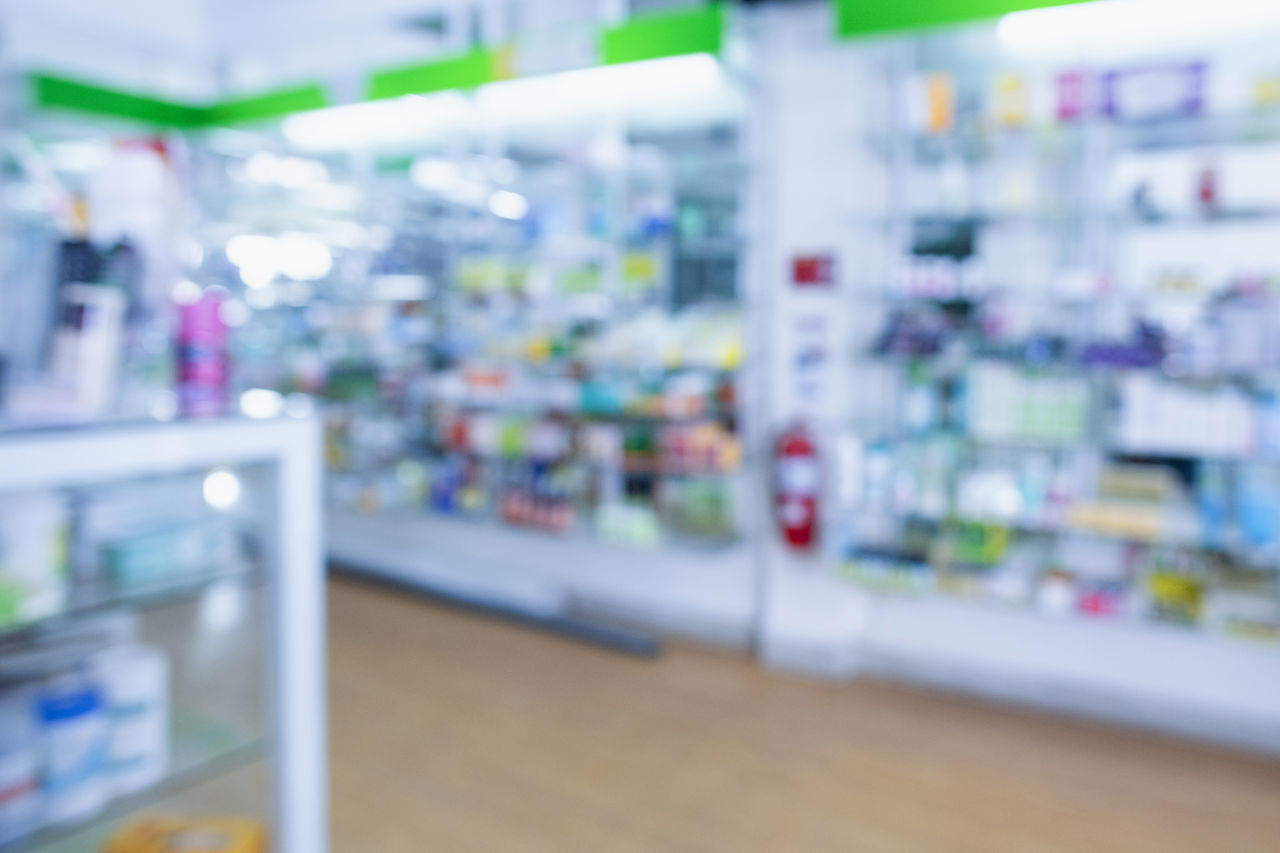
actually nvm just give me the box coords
[835,0,1097,38]
[366,48,505,100]
[204,83,330,126]
[30,6,732,131]
[601,4,723,65]
[29,73,205,128]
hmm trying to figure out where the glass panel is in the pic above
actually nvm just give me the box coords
[831,17,1280,642]
[0,461,274,850]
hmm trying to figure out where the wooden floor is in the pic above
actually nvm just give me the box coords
[329,576,1280,852]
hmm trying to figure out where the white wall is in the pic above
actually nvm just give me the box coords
[0,0,614,101]
[1,0,219,98]
[747,0,891,677]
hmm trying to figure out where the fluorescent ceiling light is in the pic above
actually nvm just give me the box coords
[282,92,471,151]
[998,0,1280,57]
[281,53,734,152]
[475,53,727,127]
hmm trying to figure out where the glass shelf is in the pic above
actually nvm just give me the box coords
[833,578,1280,649]
[895,510,1247,558]
[5,727,266,853]
[0,563,257,647]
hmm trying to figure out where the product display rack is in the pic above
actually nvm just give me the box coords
[823,20,1280,746]
[0,416,325,852]
[185,62,759,645]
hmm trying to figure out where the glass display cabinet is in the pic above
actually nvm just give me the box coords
[0,415,324,852]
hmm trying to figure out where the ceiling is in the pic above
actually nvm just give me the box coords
[0,0,625,101]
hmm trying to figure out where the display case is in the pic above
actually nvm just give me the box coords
[186,47,758,645]
[755,3,1280,747]
[0,416,325,851]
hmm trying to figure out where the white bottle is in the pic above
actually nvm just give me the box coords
[0,688,41,845]
[0,491,70,626]
[37,673,110,826]
[93,644,170,796]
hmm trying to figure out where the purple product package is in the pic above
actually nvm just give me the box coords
[176,293,229,417]
[1101,62,1207,122]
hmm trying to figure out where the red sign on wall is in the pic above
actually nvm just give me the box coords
[792,254,835,287]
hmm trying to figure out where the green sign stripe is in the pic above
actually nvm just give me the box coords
[600,3,723,66]
[367,49,502,100]
[30,6,730,129]
[204,83,330,126]
[30,73,205,128]
[836,0,1097,38]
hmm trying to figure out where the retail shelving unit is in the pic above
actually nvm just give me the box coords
[0,416,325,851]
[187,45,759,648]
[815,12,1280,748]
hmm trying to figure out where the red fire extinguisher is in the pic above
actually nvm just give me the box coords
[775,422,819,551]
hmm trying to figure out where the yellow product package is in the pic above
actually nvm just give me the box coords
[104,817,268,853]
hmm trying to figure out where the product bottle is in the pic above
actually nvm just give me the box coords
[0,490,70,628]
[175,290,229,418]
[0,688,40,845]
[93,644,170,797]
[37,672,110,826]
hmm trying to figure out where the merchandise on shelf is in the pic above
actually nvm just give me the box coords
[37,670,111,826]
[203,132,746,549]
[0,686,41,844]
[105,816,268,853]
[0,491,69,628]
[2,137,188,425]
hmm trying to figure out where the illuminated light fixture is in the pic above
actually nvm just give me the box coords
[488,189,529,220]
[239,388,284,419]
[998,0,1280,57]
[226,233,332,286]
[226,234,276,270]
[202,468,242,510]
[475,53,726,126]
[282,92,472,151]
[239,266,275,289]
[276,233,333,281]
[285,54,730,153]
[410,157,462,192]
[227,234,278,289]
